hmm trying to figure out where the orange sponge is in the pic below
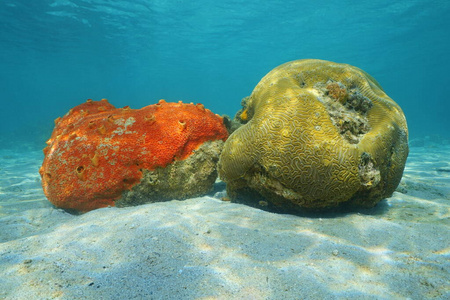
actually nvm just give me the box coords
[39,99,228,212]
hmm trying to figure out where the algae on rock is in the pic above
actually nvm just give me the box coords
[117,140,224,207]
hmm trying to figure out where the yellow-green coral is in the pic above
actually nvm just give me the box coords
[218,59,409,210]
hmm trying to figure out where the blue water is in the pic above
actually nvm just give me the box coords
[1,0,449,144]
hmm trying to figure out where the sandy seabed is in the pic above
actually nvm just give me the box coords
[0,143,449,300]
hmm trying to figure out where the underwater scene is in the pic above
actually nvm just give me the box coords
[0,0,449,299]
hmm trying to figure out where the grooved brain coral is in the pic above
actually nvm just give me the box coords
[218,59,409,211]
[39,99,228,212]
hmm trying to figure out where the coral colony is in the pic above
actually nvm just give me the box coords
[219,59,408,211]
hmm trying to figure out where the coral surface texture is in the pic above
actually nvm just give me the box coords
[40,99,228,212]
[219,59,409,210]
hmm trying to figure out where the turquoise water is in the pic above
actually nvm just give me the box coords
[0,2,449,298]
[0,0,449,144]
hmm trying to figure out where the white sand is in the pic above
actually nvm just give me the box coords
[0,144,449,299]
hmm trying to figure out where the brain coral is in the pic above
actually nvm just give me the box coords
[218,59,409,211]
[40,99,228,212]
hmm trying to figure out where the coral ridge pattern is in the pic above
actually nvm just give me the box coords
[218,59,409,210]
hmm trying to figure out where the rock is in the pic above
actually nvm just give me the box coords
[218,59,409,211]
[116,139,224,207]
[39,99,228,212]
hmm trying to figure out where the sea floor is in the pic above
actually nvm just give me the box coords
[0,142,449,299]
